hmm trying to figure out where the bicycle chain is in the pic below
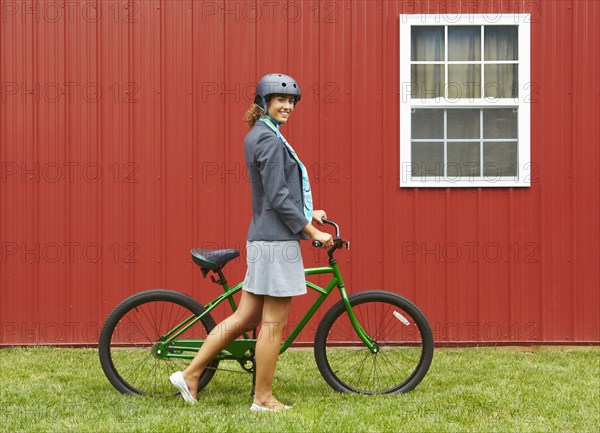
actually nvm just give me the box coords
[204,365,253,374]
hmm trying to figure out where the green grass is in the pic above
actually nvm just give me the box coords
[0,347,598,433]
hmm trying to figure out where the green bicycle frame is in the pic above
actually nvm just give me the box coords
[154,261,378,360]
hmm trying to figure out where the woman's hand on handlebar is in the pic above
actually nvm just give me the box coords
[312,210,327,225]
[312,230,334,249]
[302,220,333,248]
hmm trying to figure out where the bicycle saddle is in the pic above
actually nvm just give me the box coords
[190,247,240,270]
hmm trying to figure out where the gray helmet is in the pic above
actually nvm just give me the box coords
[254,73,302,110]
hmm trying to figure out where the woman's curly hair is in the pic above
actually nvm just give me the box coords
[244,95,272,127]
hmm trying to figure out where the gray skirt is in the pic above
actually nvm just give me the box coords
[242,241,307,297]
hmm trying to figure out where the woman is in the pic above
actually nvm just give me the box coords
[169,73,333,411]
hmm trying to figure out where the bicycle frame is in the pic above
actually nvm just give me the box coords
[153,261,378,361]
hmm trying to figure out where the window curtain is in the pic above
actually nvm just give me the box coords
[411,27,444,98]
[448,26,481,99]
[411,25,518,99]
[485,26,518,98]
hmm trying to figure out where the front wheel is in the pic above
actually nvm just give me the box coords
[314,290,433,394]
[98,289,218,396]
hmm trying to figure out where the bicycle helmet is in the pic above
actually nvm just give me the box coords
[254,73,302,114]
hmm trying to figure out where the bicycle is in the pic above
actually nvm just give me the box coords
[98,219,434,396]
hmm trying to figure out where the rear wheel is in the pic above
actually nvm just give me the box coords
[314,290,433,394]
[98,289,218,396]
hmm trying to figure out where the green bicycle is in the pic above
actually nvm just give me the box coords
[98,219,434,396]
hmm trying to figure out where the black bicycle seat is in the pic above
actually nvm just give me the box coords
[190,248,240,270]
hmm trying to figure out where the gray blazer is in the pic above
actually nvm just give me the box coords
[244,120,309,241]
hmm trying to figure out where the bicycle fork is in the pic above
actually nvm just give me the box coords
[337,285,380,353]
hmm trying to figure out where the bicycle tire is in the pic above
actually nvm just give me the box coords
[314,290,434,394]
[98,289,218,396]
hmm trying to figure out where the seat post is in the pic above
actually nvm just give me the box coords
[217,269,228,285]
[210,269,228,286]
[215,268,240,313]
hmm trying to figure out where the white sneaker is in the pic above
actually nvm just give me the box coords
[250,402,291,412]
[169,371,196,405]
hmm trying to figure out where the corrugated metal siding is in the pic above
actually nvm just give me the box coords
[1,0,598,345]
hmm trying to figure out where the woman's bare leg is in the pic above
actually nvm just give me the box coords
[253,295,292,410]
[180,291,264,398]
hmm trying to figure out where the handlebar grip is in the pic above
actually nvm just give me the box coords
[312,240,323,248]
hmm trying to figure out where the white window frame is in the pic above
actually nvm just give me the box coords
[399,14,531,187]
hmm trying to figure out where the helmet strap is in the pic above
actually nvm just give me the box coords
[258,96,281,127]
[254,102,267,113]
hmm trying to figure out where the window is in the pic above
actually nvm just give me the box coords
[400,14,531,187]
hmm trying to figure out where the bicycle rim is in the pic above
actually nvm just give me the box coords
[316,291,433,394]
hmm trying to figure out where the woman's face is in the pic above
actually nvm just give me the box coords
[267,94,296,124]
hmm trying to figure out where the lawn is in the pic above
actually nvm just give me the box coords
[0,346,598,433]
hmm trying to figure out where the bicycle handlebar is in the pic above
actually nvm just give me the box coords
[312,218,349,254]
[312,218,339,248]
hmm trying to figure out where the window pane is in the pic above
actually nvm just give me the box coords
[412,26,445,61]
[448,142,481,177]
[485,64,518,98]
[448,26,481,61]
[412,64,445,99]
[448,109,480,139]
[412,142,444,176]
[484,142,518,177]
[448,64,481,99]
[483,109,518,138]
[412,109,444,139]
[485,26,518,61]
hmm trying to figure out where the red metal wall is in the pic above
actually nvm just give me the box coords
[1,0,598,345]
